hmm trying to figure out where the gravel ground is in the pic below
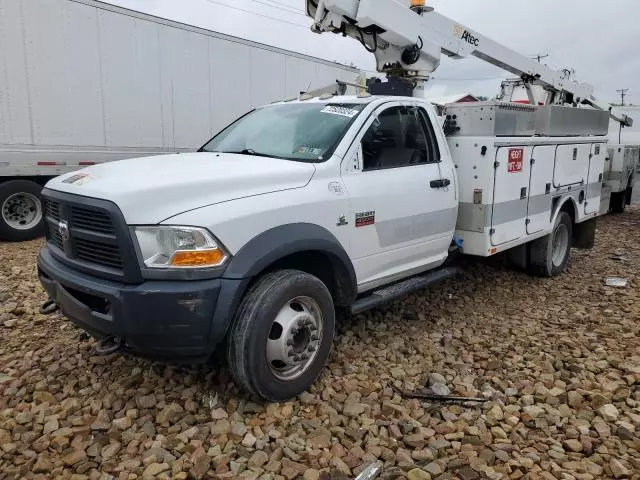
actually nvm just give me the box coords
[1,208,639,480]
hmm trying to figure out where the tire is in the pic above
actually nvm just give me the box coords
[610,191,626,214]
[528,211,573,278]
[0,180,45,242]
[226,269,335,402]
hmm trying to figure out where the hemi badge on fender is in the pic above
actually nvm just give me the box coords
[355,211,375,228]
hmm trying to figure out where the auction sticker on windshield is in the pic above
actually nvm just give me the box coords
[321,105,360,118]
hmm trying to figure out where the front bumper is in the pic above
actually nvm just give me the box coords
[38,247,244,362]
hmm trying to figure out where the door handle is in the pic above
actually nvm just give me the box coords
[430,178,451,189]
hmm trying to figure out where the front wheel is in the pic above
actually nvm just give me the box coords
[226,270,335,402]
[528,211,573,277]
[0,180,45,242]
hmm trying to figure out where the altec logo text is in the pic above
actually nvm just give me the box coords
[453,25,479,47]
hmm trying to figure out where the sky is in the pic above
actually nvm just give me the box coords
[104,0,640,104]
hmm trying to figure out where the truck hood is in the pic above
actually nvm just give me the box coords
[47,152,316,223]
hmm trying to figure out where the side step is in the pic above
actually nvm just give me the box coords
[350,267,462,315]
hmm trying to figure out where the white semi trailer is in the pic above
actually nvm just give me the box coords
[0,0,359,241]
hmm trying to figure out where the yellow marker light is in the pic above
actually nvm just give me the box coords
[170,249,226,267]
[410,0,425,6]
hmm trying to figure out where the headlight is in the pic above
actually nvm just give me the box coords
[133,226,228,269]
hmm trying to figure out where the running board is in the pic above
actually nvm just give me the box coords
[350,267,462,315]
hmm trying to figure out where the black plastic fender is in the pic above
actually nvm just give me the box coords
[223,223,357,304]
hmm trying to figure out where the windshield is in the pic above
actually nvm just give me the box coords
[200,103,365,162]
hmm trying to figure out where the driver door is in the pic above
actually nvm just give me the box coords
[341,102,457,292]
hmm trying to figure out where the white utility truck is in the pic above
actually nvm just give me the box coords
[0,0,358,242]
[38,0,633,401]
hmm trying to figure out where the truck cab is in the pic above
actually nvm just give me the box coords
[38,95,458,401]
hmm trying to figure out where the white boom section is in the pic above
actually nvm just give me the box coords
[307,0,632,126]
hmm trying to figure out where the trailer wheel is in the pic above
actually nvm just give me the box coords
[0,180,45,242]
[226,270,335,402]
[610,191,626,214]
[528,211,572,278]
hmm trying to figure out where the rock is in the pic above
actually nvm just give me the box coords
[609,458,630,478]
[308,432,331,449]
[590,393,609,410]
[424,462,443,476]
[523,405,545,418]
[249,451,269,468]
[411,449,434,462]
[143,463,170,477]
[281,459,306,480]
[408,468,432,480]
[303,469,320,480]
[101,442,121,460]
[211,420,231,436]
[404,433,426,448]
[567,391,583,407]
[230,460,245,475]
[343,402,366,417]
[210,408,228,420]
[598,404,619,422]
[491,427,507,440]
[62,449,87,466]
[33,391,57,404]
[43,417,59,435]
[156,402,184,424]
[112,416,132,430]
[190,450,211,479]
[33,456,53,473]
[486,405,504,423]
[136,394,157,409]
[563,439,583,452]
[15,411,33,424]
[430,382,451,396]
[242,432,257,447]
[396,448,414,468]
[331,456,352,476]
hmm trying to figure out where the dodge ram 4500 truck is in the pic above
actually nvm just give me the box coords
[38,94,608,401]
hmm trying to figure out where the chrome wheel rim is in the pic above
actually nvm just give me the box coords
[266,296,323,381]
[2,193,42,230]
[551,223,569,267]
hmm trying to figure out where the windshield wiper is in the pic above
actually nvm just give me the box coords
[225,149,283,159]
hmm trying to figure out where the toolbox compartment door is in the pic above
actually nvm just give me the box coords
[553,144,590,188]
[526,146,555,234]
[490,146,532,246]
[585,143,605,215]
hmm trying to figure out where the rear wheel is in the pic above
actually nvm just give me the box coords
[0,180,45,242]
[226,270,335,402]
[528,211,572,277]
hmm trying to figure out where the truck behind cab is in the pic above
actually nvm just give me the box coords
[38,95,608,401]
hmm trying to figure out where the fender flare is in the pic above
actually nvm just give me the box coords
[552,194,579,225]
[223,223,357,304]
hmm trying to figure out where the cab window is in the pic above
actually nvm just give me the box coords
[361,106,440,171]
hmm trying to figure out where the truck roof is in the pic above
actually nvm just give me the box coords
[270,95,424,106]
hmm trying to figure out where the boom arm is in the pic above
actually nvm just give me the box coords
[307,0,632,126]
